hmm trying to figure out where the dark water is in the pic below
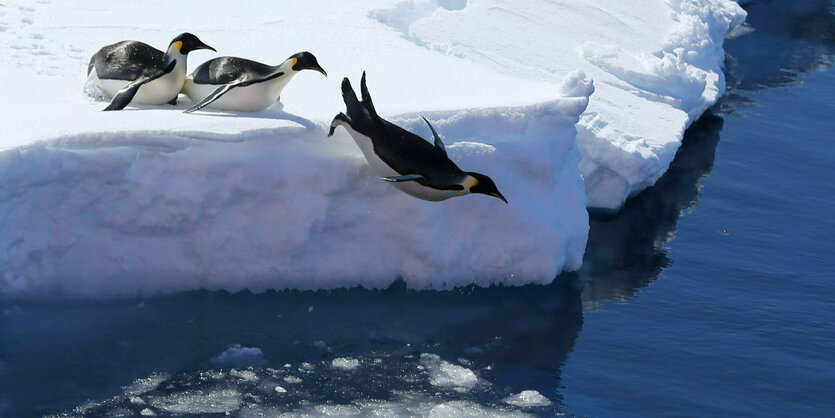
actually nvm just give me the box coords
[2,1,834,416]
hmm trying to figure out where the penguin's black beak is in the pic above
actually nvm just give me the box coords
[312,66,327,77]
[490,191,509,204]
[196,42,217,52]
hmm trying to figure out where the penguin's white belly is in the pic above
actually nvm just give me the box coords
[183,75,293,112]
[344,127,462,202]
[88,68,183,105]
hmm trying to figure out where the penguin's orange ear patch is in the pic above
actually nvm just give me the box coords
[174,41,183,51]
[290,58,298,68]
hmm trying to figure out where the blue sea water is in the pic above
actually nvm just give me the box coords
[1,1,834,416]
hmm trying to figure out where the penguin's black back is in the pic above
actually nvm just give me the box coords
[340,77,465,189]
[191,57,278,85]
[88,41,167,81]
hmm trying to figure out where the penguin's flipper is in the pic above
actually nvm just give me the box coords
[184,84,234,113]
[381,174,425,182]
[103,60,177,111]
[184,71,286,113]
[422,117,446,156]
[236,71,285,88]
[359,71,378,118]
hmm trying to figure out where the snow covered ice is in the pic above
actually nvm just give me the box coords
[0,0,744,296]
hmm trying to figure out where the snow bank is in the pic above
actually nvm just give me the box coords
[0,0,743,296]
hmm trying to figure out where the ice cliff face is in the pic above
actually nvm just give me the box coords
[0,0,744,297]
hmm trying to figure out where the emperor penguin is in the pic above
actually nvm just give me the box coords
[182,52,327,113]
[86,33,215,111]
[328,73,508,203]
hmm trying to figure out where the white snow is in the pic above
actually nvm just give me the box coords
[0,0,744,296]
[503,390,552,407]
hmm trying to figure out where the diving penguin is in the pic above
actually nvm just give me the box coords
[87,33,215,111]
[328,73,507,203]
[182,52,327,113]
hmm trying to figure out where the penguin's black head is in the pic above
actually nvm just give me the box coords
[467,172,508,204]
[170,33,216,54]
[288,51,327,76]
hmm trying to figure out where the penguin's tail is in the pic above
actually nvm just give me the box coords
[359,71,379,119]
[341,72,380,120]
[329,76,361,137]
[340,76,363,122]
[330,72,381,136]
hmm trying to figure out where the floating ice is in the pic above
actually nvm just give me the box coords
[123,373,169,396]
[210,344,265,367]
[283,376,303,384]
[420,353,479,391]
[503,390,553,407]
[229,368,259,382]
[331,357,361,371]
[62,358,539,417]
[149,388,242,414]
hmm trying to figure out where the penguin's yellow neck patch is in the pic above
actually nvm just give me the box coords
[173,41,183,52]
[467,177,479,190]
[290,58,298,69]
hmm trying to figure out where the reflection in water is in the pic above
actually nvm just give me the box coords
[1,280,583,416]
[721,0,835,109]
[580,112,723,305]
[581,0,835,302]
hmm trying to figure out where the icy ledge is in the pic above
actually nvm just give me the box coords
[393,0,746,210]
[0,73,592,298]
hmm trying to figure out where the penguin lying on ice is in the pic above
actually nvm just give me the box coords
[87,33,215,111]
[329,73,507,203]
[182,52,327,113]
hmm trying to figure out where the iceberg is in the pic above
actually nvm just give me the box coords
[0,0,744,296]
